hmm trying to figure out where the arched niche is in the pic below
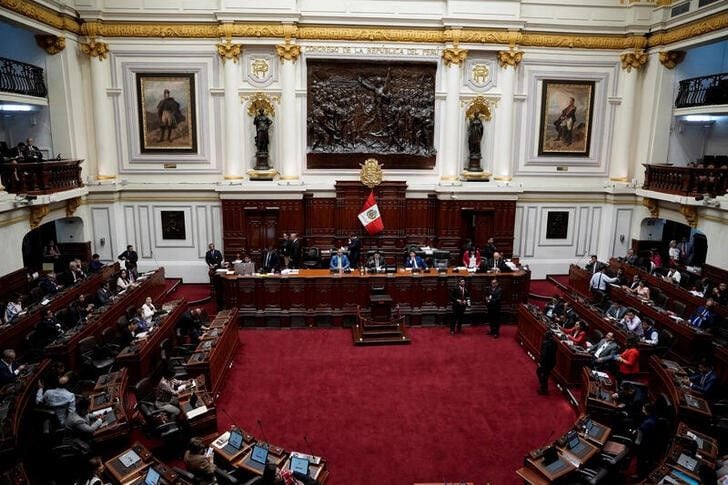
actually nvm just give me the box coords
[22,217,87,272]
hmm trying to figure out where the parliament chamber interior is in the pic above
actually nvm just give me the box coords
[0,1,727,483]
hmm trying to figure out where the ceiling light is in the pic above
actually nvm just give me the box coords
[0,104,34,112]
[683,115,714,122]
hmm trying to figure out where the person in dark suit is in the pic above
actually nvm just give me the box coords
[95,282,112,307]
[482,251,510,273]
[205,243,223,271]
[450,278,470,334]
[486,279,502,337]
[605,302,627,320]
[483,237,497,260]
[347,235,361,269]
[37,309,63,346]
[280,233,292,269]
[688,360,718,400]
[585,255,606,274]
[367,251,387,272]
[118,245,139,276]
[38,272,61,295]
[537,330,556,395]
[68,294,93,326]
[0,349,24,386]
[261,246,280,273]
[590,331,620,368]
[689,298,718,329]
[404,250,426,270]
[290,233,302,269]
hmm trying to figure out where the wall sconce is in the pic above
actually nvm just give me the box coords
[619,234,625,243]
[100,237,106,246]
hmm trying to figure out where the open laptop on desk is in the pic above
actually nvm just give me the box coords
[221,429,244,456]
[241,444,269,473]
[289,455,310,476]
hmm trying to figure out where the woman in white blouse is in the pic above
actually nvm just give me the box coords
[141,296,156,320]
[116,269,131,290]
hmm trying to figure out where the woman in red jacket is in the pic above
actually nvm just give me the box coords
[462,247,481,270]
[563,321,588,347]
[614,336,640,379]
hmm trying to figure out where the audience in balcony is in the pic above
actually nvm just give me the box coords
[17,138,42,162]
[43,240,61,262]
[667,240,680,267]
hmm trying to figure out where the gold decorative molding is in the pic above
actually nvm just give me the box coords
[35,35,65,55]
[680,204,698,227]
[620,49,648,72]
[642,197,659,218]
[497,48,523,68]
[648,12,728,47]
[658,50,686,69]
[609,177,630,182]
[247,168,279,180]
[244,92,276,117]
[66,197,81,217]
[360,158,383,188]
[223,175,244,180]
[461,170,492,181]
[29,204,49,229]
[80,40,110,61]
[519,33,647,50]
[0,0,81,33]
[96,174,116,180]
[656,0,672,5]
[216,40,242,63]
[465,96,493,121]
[442,47,468,66]
[275,42,301,62]
[493,176,513,181]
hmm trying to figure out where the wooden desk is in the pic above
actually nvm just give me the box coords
[649,357,712,426]
[0,262,118,353]
[105,442,180,485]
[116,298,186,384]
[675,422,718,464]
[184,308,239,398]
[218,268,530,326]
[88,368,130,447]
[568,264,592,299]
[524,451,576,482]
[45,268,166,369]
[178,376,217,434]
[516,305,592,387]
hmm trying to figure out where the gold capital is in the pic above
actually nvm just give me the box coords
[216,40,242,63]
[658,50,685,69]
[642,197,659,218]
[80,39,109,61]
[442,47,468,66]
[66,196,81,217]
[29,204,49,229]
[620,49,647,72]
[276,42,301,62]
[497,48,523,69]
[680,205,698,228]
[35,35,65,55]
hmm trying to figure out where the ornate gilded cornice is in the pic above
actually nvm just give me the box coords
[442,47,468,66]
[80,40,109,61]
[29,204,49,229]
[680,205,698,227]
[497,48,523,68]
[35,34,65,55]
[648,11,728,47]
[66,197,81,217]
[621,49,648,72]
[0,0,81,33]
[275,42,301,62]
[642,197,659,218]
[658,50,686,69]
[216,40,242,63]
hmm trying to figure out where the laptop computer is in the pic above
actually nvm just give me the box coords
[246,444,269,471]
[143,467,161,485]
[222,429,244,455]
[234,262,255,275]
[290,456,310,476]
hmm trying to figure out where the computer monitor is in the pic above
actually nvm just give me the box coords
[144,467,161,485]
[228,430,243,450]
[565,430,580,450]
[251,444,269,465]
[290,456,310,475]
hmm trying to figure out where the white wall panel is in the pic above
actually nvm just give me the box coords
[589,207,602,255]
[524,206,538,257]
[123,206,137,251]
[91,207,114,261]
[138,205,153,259]
[612,208,633,257]
[575,206,590,257]
[196,205,209,258]
[513,205,524,257]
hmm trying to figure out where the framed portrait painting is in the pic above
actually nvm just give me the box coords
[538,80,595,157]
[160,210,186,240]
[136,73,197,153]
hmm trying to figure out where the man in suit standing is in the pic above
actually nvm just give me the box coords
[290,233,302,269]
[450,278,469,335]
[205,243,223,282]
[585,255,606,274]
[483,237,497,261]
[329,248,350,271]
[590,331,620,368]
[261,245,280,273]
[347,235,361,269]
[118,245,139,277]
[0,349,24,386]
[280,233,291,269]
[404,250,426,270]
[486,279,502,338]
[537,331,556,395]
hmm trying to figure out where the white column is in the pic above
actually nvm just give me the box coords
[278,53,299,180]
[610,51,646,182]
[440,47,467,182]
[493,48,522,181]
[81,40,117,180]
[221,47,243,179]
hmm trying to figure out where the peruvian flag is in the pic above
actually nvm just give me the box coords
[358,191,384,235]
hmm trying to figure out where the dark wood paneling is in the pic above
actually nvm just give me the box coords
[0,268,33,304]
[702,264,728,285]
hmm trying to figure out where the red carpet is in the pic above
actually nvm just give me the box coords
[165,282,216,314]
[215,325,576,485]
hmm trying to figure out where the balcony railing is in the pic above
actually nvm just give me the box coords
[0,57,47,98]
[642,163,727,198]
[675,73,728,108]
[1,159,83,195]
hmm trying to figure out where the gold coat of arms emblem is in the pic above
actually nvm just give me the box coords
[360,158,383,188]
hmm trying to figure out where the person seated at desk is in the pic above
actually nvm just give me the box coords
[77,456,108,485]
[4,295,22,323]
[640,320,659,345]
[141,296,156,320]
[88,254,104,274]
[629,280,651,301]
[663,267,682,285]
[585,255,606,274]
[563,321,588,347]
[590,331,620,366]
[69,294,94,326]
[649,249,663,274]
[404,250,426,270]
[625,274,640,291]
[66,396,104,439]
[130,308,151,335]
[38,272,62,295]
[73,258,88,280]
[36,374,76,426]
[482,251,510,273]
[37,309,63,346]
[261,245,280,273]
[619,310,643,337]
[366,251,387,272]
[155,369,183,418]
[330,248,350,271]
[116,269,132,291]
[612,337,640,382]
[688,359,718,400]
[555,302,577,329]
[544,295,564,320]
[689,298,718,329]
[462,247,481,270]
[605,301,627,320]
[95,282,112,307]
[711,283,728,306]
[184,437,216,484]
[624,248,639,266]
[178,307,205,343]
[0,349,25,386]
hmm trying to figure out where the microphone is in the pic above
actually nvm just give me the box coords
[219,406,240,432]
[303,435,317,461]
[257,418,270,446]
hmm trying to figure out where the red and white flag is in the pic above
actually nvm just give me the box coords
[358,191,384,235]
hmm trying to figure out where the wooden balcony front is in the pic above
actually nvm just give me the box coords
[642,163,727,198]
[1,159,84,195]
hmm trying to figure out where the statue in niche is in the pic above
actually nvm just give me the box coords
[253,108,272,169]
[467,113,484,171]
